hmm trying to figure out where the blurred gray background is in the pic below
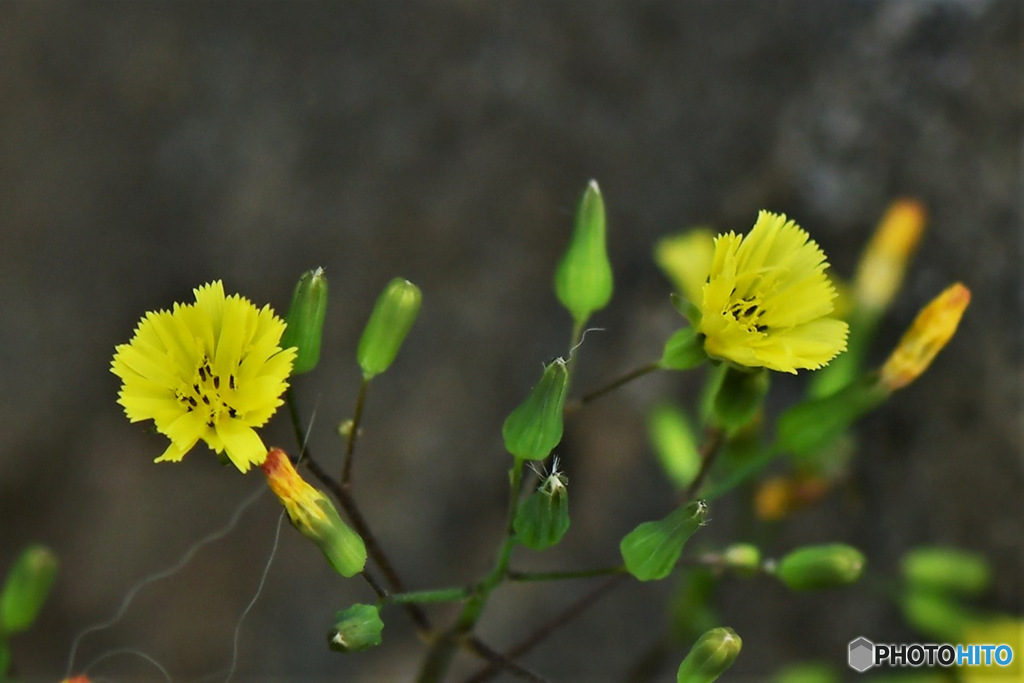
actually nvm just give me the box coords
[1,1,1020,681]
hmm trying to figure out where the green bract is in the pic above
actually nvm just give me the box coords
[281,267,329,375]
[0,545,57,635]
[309,499,368,579]
[775,544,865,591]
[709,366,769,432]
[328,603,384,653]
[620,501,707,581]
[659,327,707,370]
[555,180,613,325]
[503,359,569,461]
[676,627,743,683]
[357,278,422,379]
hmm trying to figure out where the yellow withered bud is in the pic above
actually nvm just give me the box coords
[878,283,970,392]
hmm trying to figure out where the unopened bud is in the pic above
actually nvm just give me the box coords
[357,278,422,379]
[854,199,926,313]
[328,603,384,653]
[676,627,743,683]
[647,404,701,489]
[514,465,570,550]
[754,474,832,521]
[721,543,761,576]
[280,267,328,374]
[901,588,972,642]
[0,545,57,635]
[555,180,613,324]
[621,501,708,581]
[503,359,569,461]
[879,283,970,392]
[262,448,366,577]
[775,544,865,591]
[901,546,991,597]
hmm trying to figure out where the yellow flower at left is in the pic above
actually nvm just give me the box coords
[111,281,297,472]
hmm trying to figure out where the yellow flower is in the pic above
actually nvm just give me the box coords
[879,282,970,392]
[111,281,296,472]
[699,211,848,373]
[961,617,1022,682]
[655,228,715,305]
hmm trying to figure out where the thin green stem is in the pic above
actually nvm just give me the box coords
[416,461,526,683]
[341,377,370,485]
[507,566,625,582]
[564,362,660,414]
[388,587,471,605]
[681,426,725,502]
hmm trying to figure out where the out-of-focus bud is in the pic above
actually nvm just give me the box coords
[554,180,613,325]
[655,228,715,307]
[503,359,569,461]
[675,626,743,683]
[878,283,970,392]
[854,199,927,314]
[901,546,991,597]
[262,448,366,577]
[775,378,887,458]
[513,464,570,549]
[659,327,708,370]
[774,544,865,591]
[754,474,832,521]
[621,501,708,581]
[772,662,841,683]
[901,588,973,642]
[647,404,701,489]
[0,545,57,635]
[710,366,769,432]
[327,603,384,653]
[280,267,329,374]
[721,543,761,576]
[357,278,422,380]
[60,677,92,683]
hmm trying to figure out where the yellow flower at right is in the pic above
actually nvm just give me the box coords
[699,211,848,374]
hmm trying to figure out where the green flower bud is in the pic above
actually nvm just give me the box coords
[280,267,329,375]
[357,278,422,379]
[709,366,769,432]
[659,327,707,370]
[647,404,701,489]
[775,378,887,459]
[775,544,865,591]
[503,359,569,461]
[554,180,613,325]
[309,500,368,579]
[901,546,991,597]
[676,627,743,683]
[514,467,570,550]
[722,543,761,576]
[0,545,58,635]
[621,501,708,581]
[773,662,841,683]
[900,588,972,642]
[328,603,384,653]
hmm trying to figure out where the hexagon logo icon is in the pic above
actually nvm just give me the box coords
[848,637,875,672]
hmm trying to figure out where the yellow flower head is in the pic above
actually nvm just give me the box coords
[111,281,296,472]
[699,211,849,374]
[879,282,970,392]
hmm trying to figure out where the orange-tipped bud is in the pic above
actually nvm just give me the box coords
[754,474,831,521]
[854,199,926,313]
[878,283,970,392]
[262,448,366,577]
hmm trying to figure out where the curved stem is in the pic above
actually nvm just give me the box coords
[681,426,725,501]
[564,362,660,414]
[507,566,625,582]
